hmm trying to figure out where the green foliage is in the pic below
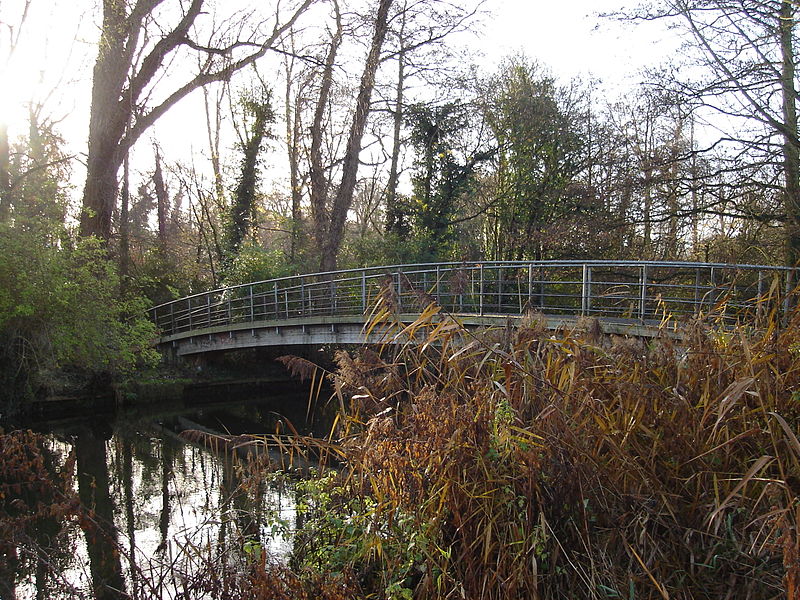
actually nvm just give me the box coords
[135,245,206,306]
[0,225,159,409]
[222,86,276,271]
[481,55,587,260]
[338,230,439,269]
[222,242,298,286]
[3,112,71,230]
[404,103,492,261]
[288,472,428,598]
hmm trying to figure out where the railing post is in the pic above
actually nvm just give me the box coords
[435,265,441,305]
[527,264,533,310]
[361,271,367,313]
[206,294,211,326]
[710,266,721,314]
[639,265,647,322]
[273,282,278,319]
[396,271,402,312]
[300,278,305,316]
[498,267,503,313]
[330,279,336,315]
[539,265,546,309]
[479,263,484,316]
[285,290,289,319]
[249,285,254,322]
[587,265,592,314]
[694,269,701,315]
[784,268,794,319]
[170,303,175,335]
[581,264,591,316]
[227,293,232,324]
[188,298,193,330]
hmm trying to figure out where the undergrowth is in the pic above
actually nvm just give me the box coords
[289,283,800,599]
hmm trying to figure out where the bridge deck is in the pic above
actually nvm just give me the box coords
[149,260,793,354]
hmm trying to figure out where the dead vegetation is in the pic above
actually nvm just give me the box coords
[307,283,800,599]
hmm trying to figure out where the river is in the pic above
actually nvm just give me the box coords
[4,381,333,599]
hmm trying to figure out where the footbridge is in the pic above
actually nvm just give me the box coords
[148,261,793,357]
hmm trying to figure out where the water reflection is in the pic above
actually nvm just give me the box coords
[75,426,127,599]
[9,387,328,599]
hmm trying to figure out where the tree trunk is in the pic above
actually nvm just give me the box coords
[321,0,394,271]
[119,154,130,280]
[78,0,314,242]
[643,166,653,256]
[203,84,227,210]
[224,101,271,266]
[386,3,407,236]
[310,1,343,264]
[780,0,800,268]
[284,48,304,263]
[690,118,699,255]
[153,149,169,254]
[0,123,10,222]
[78,0,131,240]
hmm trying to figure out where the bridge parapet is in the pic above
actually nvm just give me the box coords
[149,261,794,345]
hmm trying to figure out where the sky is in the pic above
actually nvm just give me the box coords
[482,0,673,88]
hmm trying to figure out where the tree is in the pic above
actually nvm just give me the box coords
[598,88,703,259]
[0,0,32,222]
[317,0,395,272]
[0,107,71,234]
[481,57,586,261]
[285,0,485,269]
[79,0,316,242]
[381,0,487,237]
[308,0,344,270]
[622,1,800,265]
[222,86,275,271]
[281,29,309,263]
[406,102,491,260]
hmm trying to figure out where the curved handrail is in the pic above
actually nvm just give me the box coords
[148,260,794,339]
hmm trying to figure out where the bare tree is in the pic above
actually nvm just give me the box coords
[308,0,344,268]
[0,0,32,221]
[281,29,310,262]
[318,0,394,271]
[79,0,316,242]
[620,0,800,264]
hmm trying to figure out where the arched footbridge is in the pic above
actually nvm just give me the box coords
[148,261,794,357]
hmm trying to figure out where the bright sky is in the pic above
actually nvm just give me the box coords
[481,0,673,88]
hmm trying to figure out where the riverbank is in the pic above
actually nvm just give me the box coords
[7,346,319,426]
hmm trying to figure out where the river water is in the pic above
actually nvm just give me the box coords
[6,382,332,599]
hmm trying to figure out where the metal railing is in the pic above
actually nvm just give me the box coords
[148,261,794,339]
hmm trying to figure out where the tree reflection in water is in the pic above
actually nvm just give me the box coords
[3,394,314,598]
[75,426,127,599]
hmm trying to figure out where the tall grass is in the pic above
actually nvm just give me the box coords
[305,281,800,599]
